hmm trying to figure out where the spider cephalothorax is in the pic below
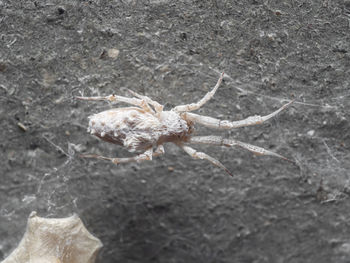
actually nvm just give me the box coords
[77,73,293,176]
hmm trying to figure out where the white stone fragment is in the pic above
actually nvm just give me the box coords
[307,130,315,136]
[107,48,120,59]
[2,211,102,263]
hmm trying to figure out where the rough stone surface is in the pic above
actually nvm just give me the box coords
[0,1,349,262]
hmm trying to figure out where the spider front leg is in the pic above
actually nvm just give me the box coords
[182,100,294,129]
[76,94,154,113]
[81,145,164,165]
[172,72,224,112]
[177,143,233,176]
[188,136,294,163]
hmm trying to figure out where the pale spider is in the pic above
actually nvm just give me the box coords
[76,73,293,176]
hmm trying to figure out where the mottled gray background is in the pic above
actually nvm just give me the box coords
[1,0,350,262]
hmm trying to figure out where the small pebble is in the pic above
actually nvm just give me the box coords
[107,48,120,59]
[307,130,315,136]
[17,122,28,131]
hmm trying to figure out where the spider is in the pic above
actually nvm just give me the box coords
[76,72,293,176]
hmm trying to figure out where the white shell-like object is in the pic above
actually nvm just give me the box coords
[2,211,103,263]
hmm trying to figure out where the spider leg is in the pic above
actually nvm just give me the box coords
[182,100,294,129]
[177,143,233,176]
[76,94,154,113]
[188,136,294,163]
[172,72,224,112]
[126,89,164,113]
[81,145,164,164]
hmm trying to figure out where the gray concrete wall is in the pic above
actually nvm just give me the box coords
[1,1,349,262]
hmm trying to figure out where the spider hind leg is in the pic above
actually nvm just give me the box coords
[81,145,164,165]
[75,94,154,113]
[126,89,164,113]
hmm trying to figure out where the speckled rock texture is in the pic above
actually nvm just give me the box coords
[1,0,349,262]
